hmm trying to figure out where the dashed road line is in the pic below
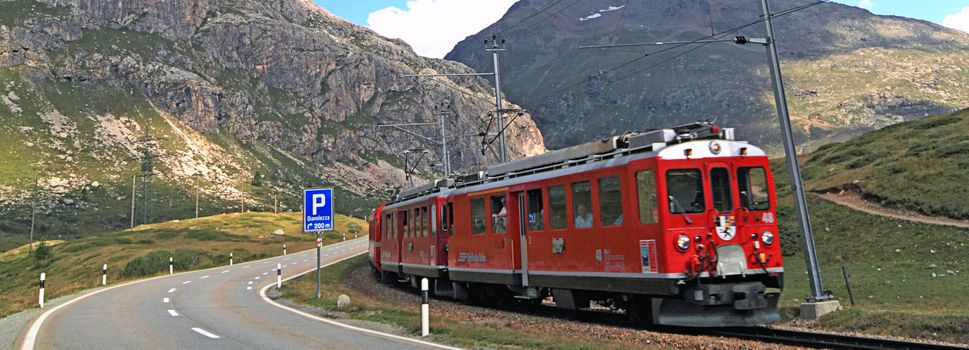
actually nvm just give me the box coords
[191,327,221,339]
[168,288,176,293]
[221,270,230,274]
[261,272,268,276]
[167,309,179,317]
[200,275,210,279]
[246,286,252,290]
[182,281,192,285]
[254,276,261,280]
[248,281,253,285]
[163,297,170,303]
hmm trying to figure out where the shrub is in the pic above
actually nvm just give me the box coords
[34,242,53,261]
[121,250,171,277]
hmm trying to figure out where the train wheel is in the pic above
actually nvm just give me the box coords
[625,296,654,326]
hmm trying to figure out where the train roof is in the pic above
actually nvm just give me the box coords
[385,121,762,207]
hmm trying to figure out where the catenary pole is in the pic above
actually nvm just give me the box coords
[761,0,828,301]
[29,178,37,253]
[486,38,508,163]
[130,175,136,228]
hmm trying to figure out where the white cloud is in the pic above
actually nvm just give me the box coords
[367,0,518,59]
[943,6,969,34]
[857,0,874,10]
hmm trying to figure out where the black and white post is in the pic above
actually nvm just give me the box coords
[169,256,173,275]
[316,231,322,299]
[276,263,282,289]
[283,243,287,256]
[39,272,46,308]
[420,278,429,337]
[102,264,108,286]
[229,252,233,266]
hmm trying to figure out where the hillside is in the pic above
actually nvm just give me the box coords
[0,0,546,249]
[800,108,969,220]
[446,0,969,150]
[0,211,366,317]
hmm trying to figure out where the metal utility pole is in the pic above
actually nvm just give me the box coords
[195,187,200,219]
[29,178,37,254]
[485,36,508,163]
[130,175,136,228]
[437,104,452,175]
[760,0,829,302]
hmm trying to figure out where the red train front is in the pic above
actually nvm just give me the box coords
[369,122,782,327]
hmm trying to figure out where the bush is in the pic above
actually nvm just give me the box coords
[121,250,171,277]
[34,242,53,261]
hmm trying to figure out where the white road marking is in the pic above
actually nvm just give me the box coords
[163,297,170,303]
[167,309,179,317]
[254,276,261,280]
[246,286,252,290]
[200,275,210,279]
[248,281,253,285]
[182,281,192,285]
[168,288,176,293]
[191,327,221,339]
[262,272,268,276]
[221,270,229,274]
[259,252,460,350]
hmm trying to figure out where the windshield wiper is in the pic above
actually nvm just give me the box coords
[668,195,694,224]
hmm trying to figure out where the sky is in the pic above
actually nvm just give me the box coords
[312,0,969,58]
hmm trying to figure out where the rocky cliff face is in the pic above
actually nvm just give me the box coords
[446,0,969,150]
[0,0,545,242]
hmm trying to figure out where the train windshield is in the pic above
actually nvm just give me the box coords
[738,167,771,211]
[709,167,734,213]
[666,169,705,214]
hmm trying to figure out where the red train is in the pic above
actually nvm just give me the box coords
[367,122,782,327]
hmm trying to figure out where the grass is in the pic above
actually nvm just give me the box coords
[278,256,635,350]
[0,212,367,318]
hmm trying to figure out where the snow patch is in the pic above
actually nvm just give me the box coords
[580,4,625,21]
[580,13,602,21]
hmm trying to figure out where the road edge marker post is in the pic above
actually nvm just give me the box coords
[283,243,287,256]
[102,264,108,286]
[421,278,429,337]
[169,257,173,275]
[230,252,234,266]
[277,263,282,289]
[39,272,45,308]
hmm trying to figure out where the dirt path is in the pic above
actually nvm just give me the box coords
[819,192,969,229]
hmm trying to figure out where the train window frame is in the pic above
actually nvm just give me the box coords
[422,206,430,237]
[571,181,594,229]
[709,167,734,213]
[597,176,623,227]
[526,188,545,231]
[402,210,409,238]
[414,208,423,238]
[666,169,706,214]
[471,197,486,235]
[491,195,508,234]
[547,185,568,230]
[738,167,771,211]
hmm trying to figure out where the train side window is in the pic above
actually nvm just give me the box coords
[636,171,658,224]
[571,181,594,229]
[414,208,422,238]
[471,198,486,234]
[710,167,734,213]
[431,205,437,236]
[738,167,771,211]
[422,206,429,237]
[526,189,544,231]
[491,195,507,234]
[666,169,705,214]
[394,212,399,238]
[548,185,567,230]
[440,204,447,233]
[448,203,454,235]
[402,211,409,238]
[598,176,623,227]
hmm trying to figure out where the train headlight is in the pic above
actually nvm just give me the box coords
[709,141,721,155]
[761,231,775,246]
[675,234,691,252]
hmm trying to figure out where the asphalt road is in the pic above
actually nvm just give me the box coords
[22,238,451,350]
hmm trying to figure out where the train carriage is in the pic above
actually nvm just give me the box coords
[370,122,783,327]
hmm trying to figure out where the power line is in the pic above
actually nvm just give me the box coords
[495,0,568,36]
[516,0,582,33]
[527,0,827,105]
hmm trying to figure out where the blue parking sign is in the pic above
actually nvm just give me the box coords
[303,188,334,232]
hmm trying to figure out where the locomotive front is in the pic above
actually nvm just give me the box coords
[646,135,783,327]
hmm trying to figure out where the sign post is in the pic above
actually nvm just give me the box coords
[303,188,334,300]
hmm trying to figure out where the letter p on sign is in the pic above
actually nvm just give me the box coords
[312,194,326,215]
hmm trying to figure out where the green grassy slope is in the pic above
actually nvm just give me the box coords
[799,108,969,219]
[0,212,367,317]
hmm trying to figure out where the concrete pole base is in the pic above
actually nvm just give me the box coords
[799,300,842,321]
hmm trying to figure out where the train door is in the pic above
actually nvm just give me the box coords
[516,192,530,286]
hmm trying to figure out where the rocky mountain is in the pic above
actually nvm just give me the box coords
[0,0,545,247]
[446,0,969,151]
